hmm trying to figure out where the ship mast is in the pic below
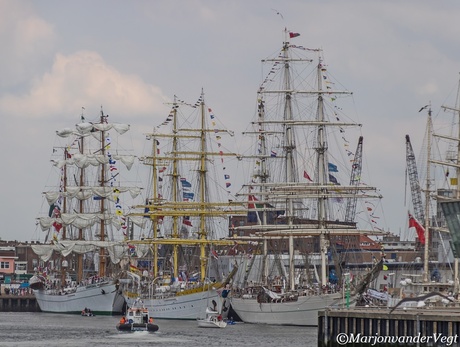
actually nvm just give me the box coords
[77,124,85,282]
[281,37,297,291]
[99,108,107,277]
[316,57,329,287]
[60,147,68,286]
[423,106,432,283]
[133,92,245,282]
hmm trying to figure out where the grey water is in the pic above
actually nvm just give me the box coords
[0,312,317,347]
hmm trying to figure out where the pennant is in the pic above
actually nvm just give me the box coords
[289,32,300,38]
[408,213,425,245]
[183,216,192,226]
[303,171,313,181]
[211,250,219,260]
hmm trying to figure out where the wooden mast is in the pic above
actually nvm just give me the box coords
[99,108,107,278]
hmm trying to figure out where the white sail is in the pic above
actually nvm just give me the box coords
[30,110,139,314]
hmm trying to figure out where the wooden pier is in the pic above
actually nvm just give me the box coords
[0,294,40,312]
[318,307,460,346]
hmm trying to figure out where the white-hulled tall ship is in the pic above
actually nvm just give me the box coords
[123,91,244,320]
[228,29,387,326]
[29,109,145,315]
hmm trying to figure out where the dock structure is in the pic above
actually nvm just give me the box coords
[0,294,40,312]
[318,307,460,346]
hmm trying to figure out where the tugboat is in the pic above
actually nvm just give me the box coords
[116,298,159,332]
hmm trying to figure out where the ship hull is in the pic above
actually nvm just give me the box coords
[127,289,221,320]
[230,292,343,326]
[34,282,124,315]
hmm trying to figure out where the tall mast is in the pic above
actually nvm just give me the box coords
[257,96,270,285]
[198,91,208,281]
[423,106,432,283]
[99,108,107,278]
[77,126,85,282]
[281,36,297,291]
[316,57,329,287]
[60,148,68,286]
[171,98,180,281]
[151,132,160,278]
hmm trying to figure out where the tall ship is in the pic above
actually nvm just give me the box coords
[29,109,144,314]
[124,91,243,320]
[228,29,387,326]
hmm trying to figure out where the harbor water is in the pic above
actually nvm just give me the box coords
[0,312,316,347]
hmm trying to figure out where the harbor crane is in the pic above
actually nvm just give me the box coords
[405,134,425,226]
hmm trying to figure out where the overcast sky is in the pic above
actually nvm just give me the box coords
[2,0,460,242]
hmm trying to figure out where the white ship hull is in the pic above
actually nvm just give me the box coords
[34,282,124,315]
[230,292,343,326]
[127,289,222,320]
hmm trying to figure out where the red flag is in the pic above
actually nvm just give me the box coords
[248,194,257,208]
[183,216,192,226]
[408,213,425,245]
[289,32,300,38]
[303,171,312,181]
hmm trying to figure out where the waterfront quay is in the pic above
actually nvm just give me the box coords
[0,293,40,312]
[319,307,460,346]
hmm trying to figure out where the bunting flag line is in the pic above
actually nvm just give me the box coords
[208,107,233,193]
[106,135,126,235]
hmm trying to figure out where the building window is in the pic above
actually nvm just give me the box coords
[0,262,10,269]
[16,263,27,271]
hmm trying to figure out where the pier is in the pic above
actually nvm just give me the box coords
[0,294,40,312]
[318,307,460,346]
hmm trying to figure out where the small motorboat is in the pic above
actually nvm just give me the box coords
[116,298,159,332]
[197,308,227,328]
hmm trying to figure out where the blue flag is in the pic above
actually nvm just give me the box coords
[328,162,338,172]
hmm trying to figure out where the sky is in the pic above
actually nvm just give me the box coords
[2,0,460,242]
